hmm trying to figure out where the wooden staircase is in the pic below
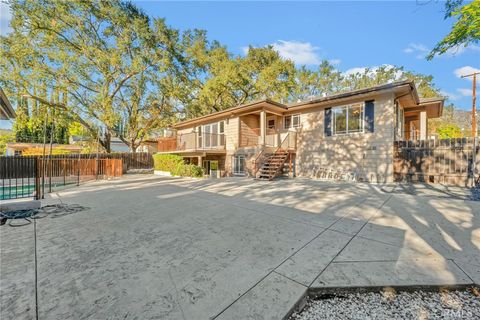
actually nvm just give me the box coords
[257,150,289,181]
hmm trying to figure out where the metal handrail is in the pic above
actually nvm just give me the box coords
[253,132,294,177]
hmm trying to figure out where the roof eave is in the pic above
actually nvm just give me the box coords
[173,99,288,129]
[287,80,415,109]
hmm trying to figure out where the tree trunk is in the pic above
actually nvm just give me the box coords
[102,131,111,153]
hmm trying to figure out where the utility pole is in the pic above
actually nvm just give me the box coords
[461,72,479,137]
[462,71,479,187]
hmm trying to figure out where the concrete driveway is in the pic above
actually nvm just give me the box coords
[1,175,479,319]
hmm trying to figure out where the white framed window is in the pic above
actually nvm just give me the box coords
[284,114,300,130]
[233,155,245,175]
[332,103,364,135]
[199,121,225,148]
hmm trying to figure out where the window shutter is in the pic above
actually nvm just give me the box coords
[364,100,374,133]
[324,108,332,136]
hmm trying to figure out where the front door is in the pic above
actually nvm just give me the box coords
[202,160,219,178]
[210,160,219,178]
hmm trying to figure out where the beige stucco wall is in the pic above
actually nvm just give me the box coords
[295,92,395,183]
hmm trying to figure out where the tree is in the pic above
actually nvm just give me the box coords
[428,0,480,59]
[182,44,297,118]
[0,130,15,155]
[293,61,343,101]
[436,124,463,139]
[0,0,183,152]
[11,94,70,144]
[336,65,441,98]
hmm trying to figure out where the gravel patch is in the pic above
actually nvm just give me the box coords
[290,288,480,320]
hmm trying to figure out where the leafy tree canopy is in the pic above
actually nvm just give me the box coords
[1,0,467,148]
[428,0,480,59]
[1,0,184,152]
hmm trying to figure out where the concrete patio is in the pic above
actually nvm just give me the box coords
[1,175,479,319]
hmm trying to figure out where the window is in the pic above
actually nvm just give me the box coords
[233,155,245,175]
[219,121,225,146]
[268,119,275,129]
[332,103,364,135]
[284,114,300,130]
[199,121,225,148]
[394,102,404,140]
[197,126,202,147]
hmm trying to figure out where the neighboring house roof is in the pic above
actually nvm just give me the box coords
[173,80,443,129]
[110,137,130,152]
[69,135,92,142]
[0,87,16,120]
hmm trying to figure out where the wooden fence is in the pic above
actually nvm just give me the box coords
[120,152,153,172]
[394,138,480,186]
[0,152,153,200]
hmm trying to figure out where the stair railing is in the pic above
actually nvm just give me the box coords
[254,132,293,178]
[253,148,266,177]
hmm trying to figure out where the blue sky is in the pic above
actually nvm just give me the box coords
[0,1,479,129]
[133,0,478,109]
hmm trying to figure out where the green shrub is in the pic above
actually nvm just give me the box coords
[153,154,183,172]
[153,154,204,178]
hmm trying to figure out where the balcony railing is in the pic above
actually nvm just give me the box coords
[158,132,225,152]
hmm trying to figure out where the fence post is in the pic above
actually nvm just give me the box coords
[35,157,41,200]
[77,155,81,186]
[48,156,52,193]
[473,137,478,187]
[95,153,99,180]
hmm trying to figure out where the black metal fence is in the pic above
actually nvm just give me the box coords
[0,156,39,200]
[0,152,153,201]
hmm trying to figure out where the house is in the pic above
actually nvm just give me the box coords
[110,137,158,153]
[0,87,16,120]
[5,143,83,156]
[157,80,444,182]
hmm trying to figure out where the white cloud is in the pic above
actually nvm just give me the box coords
[440,90,461,101]
[457,88,472,96]
[271,40,321,65]
[242,40,324,65]
[454,66,480,79]
[0,2,12,35]
[445,45,467,56]
[344,67,369,75]
[445,44,480,56]
[241,46,250,55]
[329,59,341,66]
[403,43,429,59]
[404,43,479,59]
